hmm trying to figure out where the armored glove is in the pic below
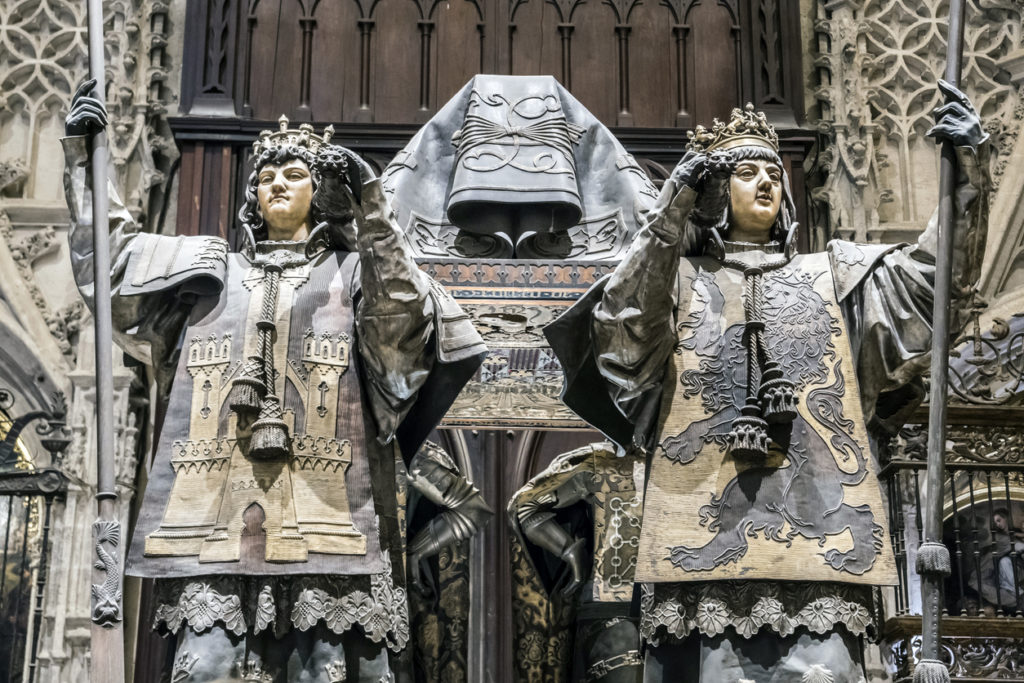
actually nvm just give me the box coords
[927,79,988,151]
[65,78,107,139]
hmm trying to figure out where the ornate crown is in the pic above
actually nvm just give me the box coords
[686,103,779,153]
[239,660,274,683]
[253,115,335,157]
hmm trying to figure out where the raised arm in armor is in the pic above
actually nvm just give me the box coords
[509,443,645,683]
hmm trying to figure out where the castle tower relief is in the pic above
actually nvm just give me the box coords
[146,262,366,564]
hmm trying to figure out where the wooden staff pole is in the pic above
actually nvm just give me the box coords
[916,1,966,682]
[86,0,126,680]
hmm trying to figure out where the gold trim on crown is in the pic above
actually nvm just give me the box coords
[686,104,779,154]
[253,115,335,157]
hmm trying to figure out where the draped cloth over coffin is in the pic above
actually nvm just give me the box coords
[447,76,585,229]
[382,75,658,260]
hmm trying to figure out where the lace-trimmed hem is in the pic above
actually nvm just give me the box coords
[152,555,409,652]
[639,581,877,645]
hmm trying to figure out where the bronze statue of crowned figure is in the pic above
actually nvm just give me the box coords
[543,81,990,681]
[63,80,488,682]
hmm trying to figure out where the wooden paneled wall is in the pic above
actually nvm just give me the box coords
[173,0,812,246]
[170,121,813,252]
[179,0,804,128]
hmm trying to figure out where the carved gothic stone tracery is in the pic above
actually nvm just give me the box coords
[811,0,1023,246]
[0,0,176,227]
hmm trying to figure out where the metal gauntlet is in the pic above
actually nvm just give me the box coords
[407,446,492,560]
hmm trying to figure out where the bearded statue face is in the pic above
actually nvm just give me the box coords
[728,158,783,242]
[257,158,314,241]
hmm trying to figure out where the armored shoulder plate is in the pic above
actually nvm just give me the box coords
[827,239,903,302]
[121,233,229,297]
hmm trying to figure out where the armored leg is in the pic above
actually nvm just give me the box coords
[577,615,643,683]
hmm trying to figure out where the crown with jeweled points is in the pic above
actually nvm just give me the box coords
[252,115,335,157]
[686,103,779,153]
[239,660,274,683]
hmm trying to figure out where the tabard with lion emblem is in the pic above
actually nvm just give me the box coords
[636,251,898,585]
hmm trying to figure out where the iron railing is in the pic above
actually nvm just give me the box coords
[0,389,69,683]
[882,458,1024,619]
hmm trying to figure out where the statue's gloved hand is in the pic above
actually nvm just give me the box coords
[407,514,462,596]
[65,78,107,139]
[646,150,708,244]
[668,150,708,191]
[316,144,364,206]
[559,537,586,596]
[927,79,988,151]
[406,549,437,596]
[691,149,735,227]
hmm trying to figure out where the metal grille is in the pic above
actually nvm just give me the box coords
[883,460,1024,618]
[0,492,58,683]
[0,395,69,683]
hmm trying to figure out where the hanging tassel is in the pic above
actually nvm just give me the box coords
[227,355,266,416]
[911,660,949,683]
[758,361,798,424]
[727,399,769,460]
[249,395,290,460]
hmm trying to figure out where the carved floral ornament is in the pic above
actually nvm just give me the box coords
[152,552,410,650]
[888,424,1024,465]
[640,582,877,643]
[893,635,1024,679]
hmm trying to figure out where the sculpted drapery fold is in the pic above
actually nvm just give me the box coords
[840,143,991,426]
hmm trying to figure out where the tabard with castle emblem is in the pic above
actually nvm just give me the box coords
[128,245,396,578]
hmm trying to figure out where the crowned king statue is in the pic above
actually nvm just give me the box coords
[63,83,487,681]
[543,83,991,680]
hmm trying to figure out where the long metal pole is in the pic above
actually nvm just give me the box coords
[86,1,126,681]
[915,1,966,682]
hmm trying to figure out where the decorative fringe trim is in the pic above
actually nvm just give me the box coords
[228,356,266,416]
[916,542,952,576]
[728,401,768,459]
[758,362,798,424]
[249,395,290,460]
[912,660,950,683]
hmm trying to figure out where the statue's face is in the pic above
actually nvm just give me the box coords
[257,158,313,239]
[729,158,783,240]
